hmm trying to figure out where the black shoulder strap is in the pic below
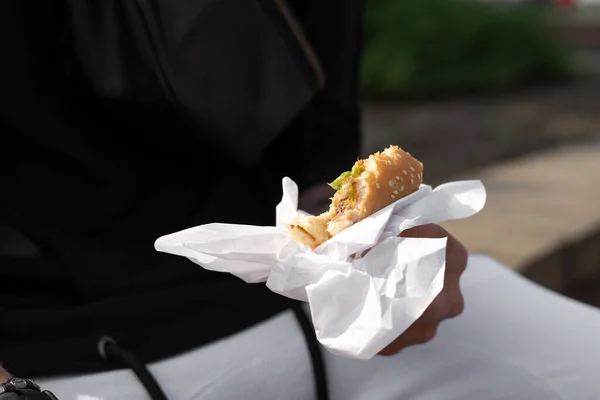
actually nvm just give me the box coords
[289,301,330,400]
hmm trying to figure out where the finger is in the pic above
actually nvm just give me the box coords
[446,234,468,276]
[400,224,467,276]
[399,224,467,319]
[448,292,465,318]
[379,323,439,356]
[445,269,465,318]
[399,223,447,239]
[418,277,464,323]
[436,282,465,319]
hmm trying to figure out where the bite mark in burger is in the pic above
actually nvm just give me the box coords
[289,145,423,249]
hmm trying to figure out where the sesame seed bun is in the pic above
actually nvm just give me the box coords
[289,145,423,249]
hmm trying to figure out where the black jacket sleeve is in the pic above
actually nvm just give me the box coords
[293,0,365,187]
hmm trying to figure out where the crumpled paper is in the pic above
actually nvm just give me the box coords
[155,177,486,359]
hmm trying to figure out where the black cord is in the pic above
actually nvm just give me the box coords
[96,304,329,400]
[289,302,329,400]
[98,337,168,400]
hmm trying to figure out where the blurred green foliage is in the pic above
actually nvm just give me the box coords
[361,0,573,99]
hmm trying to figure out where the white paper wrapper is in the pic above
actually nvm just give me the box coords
[155,177,486,359]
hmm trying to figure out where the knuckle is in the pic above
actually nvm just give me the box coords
[419,303,438,323]
[449,297,465,318]
[418,325,438,343]
[458,260,467,275]
[443,286,465,318]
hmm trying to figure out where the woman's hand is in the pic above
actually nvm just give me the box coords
[379,224,468,355]
[298,184,468,354]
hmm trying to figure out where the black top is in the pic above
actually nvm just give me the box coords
[0,0,363,377]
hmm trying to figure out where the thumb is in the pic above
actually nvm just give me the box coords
[400,224,448,239]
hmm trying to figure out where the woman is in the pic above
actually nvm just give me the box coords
[1,1,600,399]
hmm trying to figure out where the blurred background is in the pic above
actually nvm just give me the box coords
[358,0,600,305]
